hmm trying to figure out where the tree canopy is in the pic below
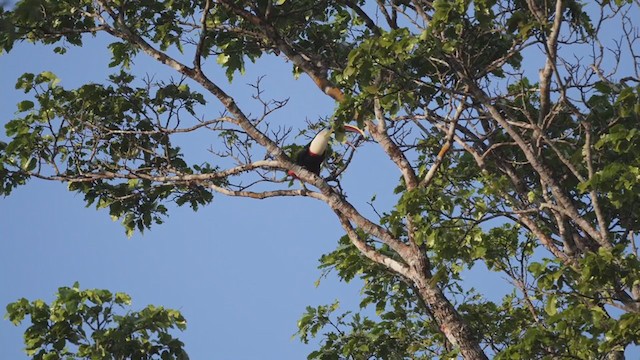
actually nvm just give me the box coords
[6,283,188,360]
[2,0,640,359]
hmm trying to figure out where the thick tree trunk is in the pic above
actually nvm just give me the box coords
[404,250,488,360]
[413,278,489,360]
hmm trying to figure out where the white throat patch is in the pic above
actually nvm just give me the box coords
[309,130,331,155]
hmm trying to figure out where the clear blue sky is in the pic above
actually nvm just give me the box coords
[1,4,639,359]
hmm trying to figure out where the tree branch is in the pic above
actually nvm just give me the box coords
[464,81,611,250]
[419,99,465,188]
[334,211,412,278]
[538,0,564,124]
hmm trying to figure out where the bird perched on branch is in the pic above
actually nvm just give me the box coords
[288,124,365,177]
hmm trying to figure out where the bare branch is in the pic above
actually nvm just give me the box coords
[419,98,465,188]
[194,0,212,73]
[535,0,563,124]
[370,97,419,189]
[335,211,412,278]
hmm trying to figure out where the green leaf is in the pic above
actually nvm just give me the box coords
[21,157,36,171]
[545,296,557,316]
[217,53,230,65]
[38,71,60,87]
[17,100,34,112]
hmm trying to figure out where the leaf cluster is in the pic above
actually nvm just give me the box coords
[5,283,188,360]
[1,71,217,236]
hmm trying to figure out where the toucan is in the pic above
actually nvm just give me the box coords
[288,124,365,177]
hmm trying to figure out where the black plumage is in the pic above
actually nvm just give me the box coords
[288,125,363,178]
[293,144,325,175]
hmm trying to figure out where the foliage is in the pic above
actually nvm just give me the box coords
[5,283,188,360]
[1,0,640,358]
